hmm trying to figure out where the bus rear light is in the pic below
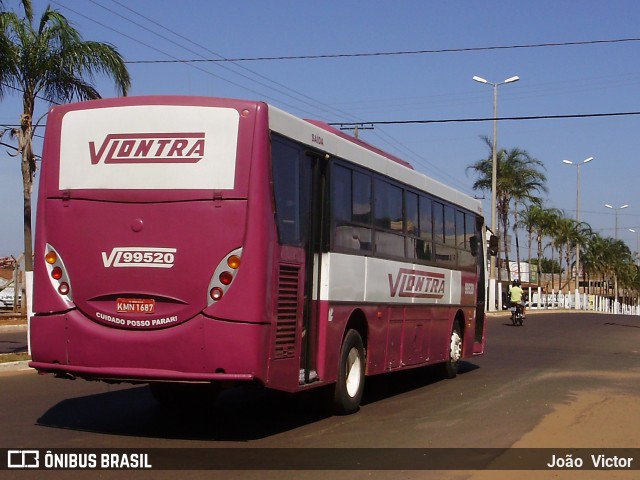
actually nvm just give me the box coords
[45,251,57,264]
[227,255,241,269]
[44,244,73,303]
[209,287,223,301]
[51,267,63,280]
[207,247,242,306]
[219,271,233,285]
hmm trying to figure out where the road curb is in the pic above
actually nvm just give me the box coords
[0,324,27,332]
[0,360,31,372]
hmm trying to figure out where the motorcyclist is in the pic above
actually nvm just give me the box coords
[509,279,525,318]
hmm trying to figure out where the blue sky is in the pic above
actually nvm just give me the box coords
[1,0,640,257]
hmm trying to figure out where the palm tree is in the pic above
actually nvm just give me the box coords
[552,213,583,291]
[583,235,634,304]
[510,165,547,281]
[0,0,131,272]
[583,233,612,296]
[468,136,547,282]
[519,205,560,286]
[608,239,635,306]
[569,221,593,291]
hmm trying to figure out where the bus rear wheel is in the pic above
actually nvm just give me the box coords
[332,329,366,415]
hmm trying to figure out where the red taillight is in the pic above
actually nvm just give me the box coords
[44,244,73,302]
[219,271,233,285]
[51,266,63,280]
[207,247,243,306]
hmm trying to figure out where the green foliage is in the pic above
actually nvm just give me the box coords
[0,0,131,271]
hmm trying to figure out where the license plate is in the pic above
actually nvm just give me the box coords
[116,298,155,314]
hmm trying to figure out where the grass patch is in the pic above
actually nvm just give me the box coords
[0,352,30,363]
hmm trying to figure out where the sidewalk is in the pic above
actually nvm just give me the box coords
[0,312,30,372]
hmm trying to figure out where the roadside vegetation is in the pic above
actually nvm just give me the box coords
[468,139,640,301]
[0,0,130,274]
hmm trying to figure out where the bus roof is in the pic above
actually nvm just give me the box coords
[268,104,482,216]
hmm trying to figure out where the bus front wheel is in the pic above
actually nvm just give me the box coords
[439,320,462,379]
[332,329,366,415]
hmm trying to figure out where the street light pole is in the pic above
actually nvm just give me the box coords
[605,203,629,239]
[473,75,520,311]
[629,228,640,266]
[562,157,593,292]
[605,203,629,312]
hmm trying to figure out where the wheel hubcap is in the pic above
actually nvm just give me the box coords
[345,347,362,397]
[450,331,462,363]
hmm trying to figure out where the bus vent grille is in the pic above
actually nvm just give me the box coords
[274,264,300,359]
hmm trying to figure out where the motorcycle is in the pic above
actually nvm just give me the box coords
[510,303,524,326]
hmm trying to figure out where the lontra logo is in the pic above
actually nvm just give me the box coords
[388,268,446,298]
[89,133,205,165]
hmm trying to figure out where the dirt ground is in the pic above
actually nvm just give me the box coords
[464,389,640,479]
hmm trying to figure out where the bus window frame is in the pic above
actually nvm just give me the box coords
[329,159,479,272]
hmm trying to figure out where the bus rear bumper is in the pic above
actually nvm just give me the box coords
[28,361,255,384]
[29,311,269,385]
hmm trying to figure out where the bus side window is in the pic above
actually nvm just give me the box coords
[417,196,433,261]
[331,164,372,253]
[457,210,476,269]
[374,179,404,257]
[272,138,310,246]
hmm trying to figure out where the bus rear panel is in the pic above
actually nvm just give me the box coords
[31,97,282,386]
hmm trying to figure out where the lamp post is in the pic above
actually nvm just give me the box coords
[604,203,629,239]
[562,157,593,292]
[629,228,640,266]
[605,203,629,312]
[473,74,520,311]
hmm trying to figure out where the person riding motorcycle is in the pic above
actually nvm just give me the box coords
[509,279,525,318]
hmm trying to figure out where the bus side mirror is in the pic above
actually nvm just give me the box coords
[470,235,478,257]
[488,235,499,256]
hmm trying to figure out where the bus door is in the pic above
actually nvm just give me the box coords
[301,152,328,384]
[473,218,487,352]
[271,136,327,386]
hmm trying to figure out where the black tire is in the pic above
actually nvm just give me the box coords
[511,313,517,326]
[332,329,366,415]
[517,315,524,326]
[440,320,462,379]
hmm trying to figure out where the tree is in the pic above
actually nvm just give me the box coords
[0,0,130,271]
[518,205,561,287]
[583,233,612,295]
[551,213,578,291]
[467,136,547,282]
[583,235,634,302]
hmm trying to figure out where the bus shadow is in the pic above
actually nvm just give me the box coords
[36,384,330,441]
[362,361,478,405]
[36,362,479,441]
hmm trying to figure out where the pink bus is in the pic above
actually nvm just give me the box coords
[30,96,488,414]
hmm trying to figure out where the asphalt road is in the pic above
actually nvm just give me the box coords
[1,312,639,479]
[0,327,27,354]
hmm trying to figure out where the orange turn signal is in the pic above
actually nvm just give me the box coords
[45,251,57,264]
[227,255,241,269]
